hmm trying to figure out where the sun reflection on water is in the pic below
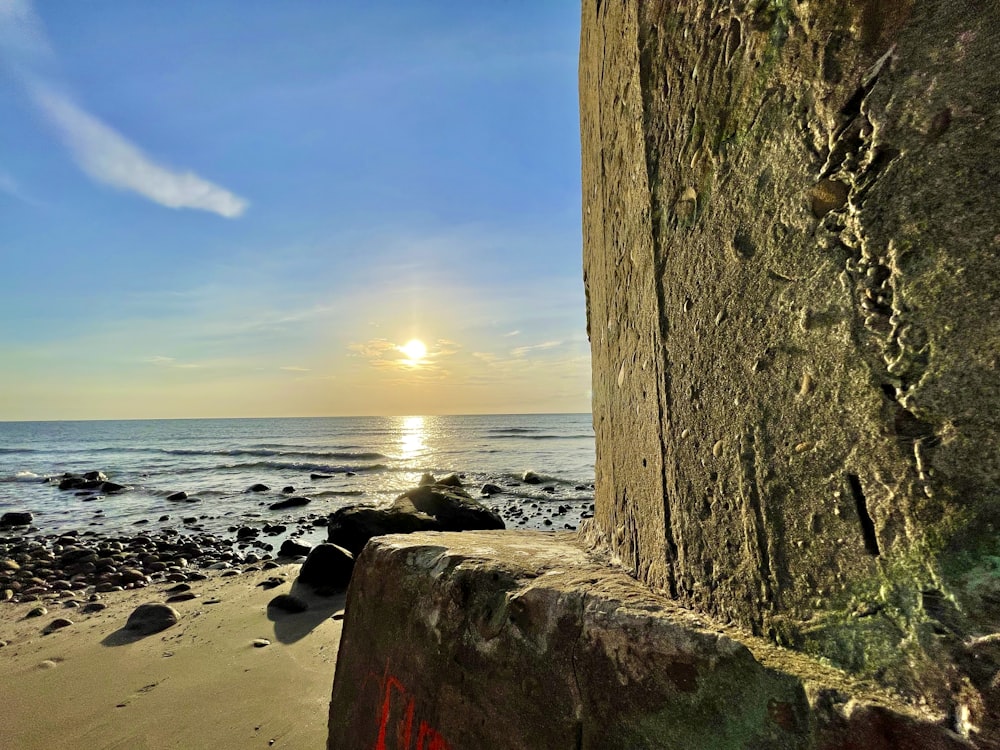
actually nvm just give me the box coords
[399,415,425,460]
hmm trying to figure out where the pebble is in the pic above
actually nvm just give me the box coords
[44,616,74,632]
[268,594,308,614]
[26,606,48,618]
[252,638,271,648]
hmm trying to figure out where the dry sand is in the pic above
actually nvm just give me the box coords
[0,564,343,750]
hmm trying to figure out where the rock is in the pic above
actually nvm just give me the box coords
[82,471,107,482]
[310,473,333,480]
[0,558,20,571]
[326,502,443,556]
[43,618,73,634]
[252,638,270,648]
[166,592,197,603]
[26,606,47,618]
[521,471,542,484]
[329,531,972,750]
[245,484,269,493]
[81,602,106,614]
[236,527,259,539]
[481,483,503,496]
[399,485,505,532]
[281,486,295,494]
[268,594,308,614]
[297,543,354,591]
[268,496,310,511]
[0,511,33,528]
[435,473,463,488]
[418,473,437,486]
[100,481,125,494]
[166,491,187,502]
[278,539,312,558]
[124,603,180,635]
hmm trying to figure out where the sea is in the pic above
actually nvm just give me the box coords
[0,414,595,547]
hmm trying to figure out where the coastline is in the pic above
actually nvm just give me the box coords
[0,562,342,750]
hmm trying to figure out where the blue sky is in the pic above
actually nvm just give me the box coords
[0,0,588,420]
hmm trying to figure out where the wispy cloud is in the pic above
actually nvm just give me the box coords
[0,168,39,206]
[145,355,202,369]
[0,1,248,218]
[511,340,562,358]
[503,330,521,337]
[280,365,310,372]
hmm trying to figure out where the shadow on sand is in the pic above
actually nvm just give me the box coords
[101,627,156,647]
[267,580,346,644]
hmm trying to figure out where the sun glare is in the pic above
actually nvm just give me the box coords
[400,339,427,365]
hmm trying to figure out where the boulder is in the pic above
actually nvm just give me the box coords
[268,496,310,511]
[399,484,504,532]
[278,539,312,558]
[268,594,308,614]
[418,472,437,486]
[124,603,179,635]
[435,473,463,488]
[297,543,354,592]
[327,502,442,556]
[0,511,33,528]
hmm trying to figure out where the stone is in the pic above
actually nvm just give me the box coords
[326,502,442,556]
[124,603,179,635]
[281,486,295,494]
[310,474,333,480]
[399,484,505,532]
[268,496,311,511]
[268,594,308,614]
[245,484,269,493]
[521,470,542,484]
[0,511,33,528]
[579,0,1000,735]
[252,638,270,648]
[297,543,354,592]
[328,532,972,750]
[43,618,73,634]
[100,481,125,494]
[166,491,187,502]
[434,473,463,488]
[278,539,312,558]
[25,606,47,618]
[480,483,503,496]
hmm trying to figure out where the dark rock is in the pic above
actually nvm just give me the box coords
[82,471,107,482]
[43,617,73,634]
[245,484,269,493]
[418,473,437,486]
[310,473,333,480]
[124,603,179,635]
[400,485,505,532]
[281,486,295,494]
[521,471,542,484]
[236,527,259,539]
[268,594,308,614]
[327,502,442,556]
[25,606,47,618]
[166,491,187,502]
[481,483,503,496]
[297,543,354,591]
[0,511,33,528]
[166,592,197,603]
[268,496,311,511]
[278,539,312,558]
[252,638,270,648]
[100,481,126,494]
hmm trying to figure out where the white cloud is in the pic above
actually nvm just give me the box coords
[31,85,248,218]
[503,330,521,337]
[511,340,562,358]
[280,365,310,372]
[0,0,247,218]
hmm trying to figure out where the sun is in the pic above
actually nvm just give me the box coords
[399,339,427,365]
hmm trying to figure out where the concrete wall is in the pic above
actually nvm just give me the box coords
[582,0,1000,729]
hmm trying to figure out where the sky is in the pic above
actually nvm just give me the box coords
[0,0,589,420]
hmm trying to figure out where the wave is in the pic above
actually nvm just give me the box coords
[0,470,43,483]
[0,448,39,455]
[490,434,593,441]
[486,427,540,434]
[64,445,387,461]
[168,460,390,476]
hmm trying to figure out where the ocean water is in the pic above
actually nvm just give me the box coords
[0,414,595,546]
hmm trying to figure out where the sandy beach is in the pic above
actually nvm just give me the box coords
[0,563,343,750]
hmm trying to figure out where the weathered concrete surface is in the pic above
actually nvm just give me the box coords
[328,532,973,749]
[581,0,1000,734]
